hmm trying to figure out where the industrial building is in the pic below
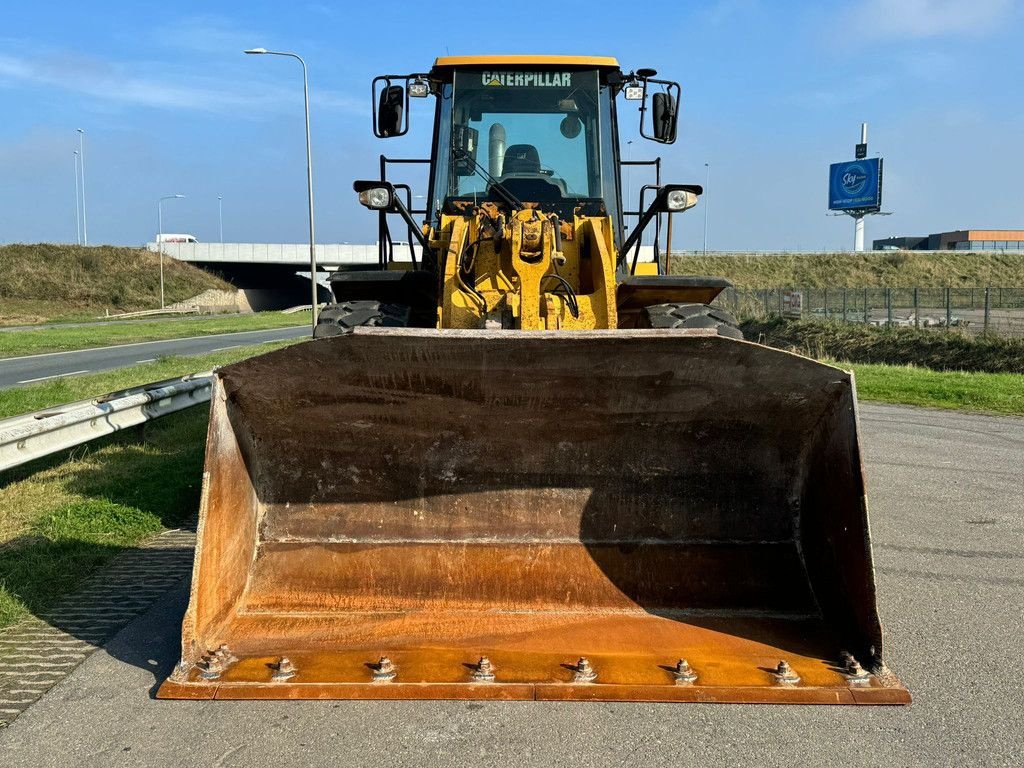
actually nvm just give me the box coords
[874,230,1024,251]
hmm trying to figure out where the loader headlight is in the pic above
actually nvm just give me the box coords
[354,180,396,210]
[666,189,698,212]
[408,78,430,98]
[359,187,392,209]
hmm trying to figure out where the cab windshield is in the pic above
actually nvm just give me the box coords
[433,69,616,209]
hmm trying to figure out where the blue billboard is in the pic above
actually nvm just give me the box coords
[828,158,883,212]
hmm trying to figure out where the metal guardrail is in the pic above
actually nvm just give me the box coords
[0,373,212,472]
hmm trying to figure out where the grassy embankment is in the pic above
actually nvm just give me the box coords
[0,341,301,630]
[669,250,1024,288]
[0,311,310,358]
[668,251,1024,415]
[743,318,1024,416]
[0,243,233,325]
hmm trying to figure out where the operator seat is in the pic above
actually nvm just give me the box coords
[504,144,542,175]
[495,144,568,199]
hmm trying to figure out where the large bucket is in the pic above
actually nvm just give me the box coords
[158,328,909,704]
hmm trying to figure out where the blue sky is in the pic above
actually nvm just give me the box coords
[1,0,1022,250]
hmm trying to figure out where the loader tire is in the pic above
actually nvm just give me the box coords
[314,301,410,338]
[642,303,744,340]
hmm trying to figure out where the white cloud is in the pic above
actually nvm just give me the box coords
[844,0,1016,38]
[0,50,362,116]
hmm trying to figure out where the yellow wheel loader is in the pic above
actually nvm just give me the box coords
[159,55,909,704]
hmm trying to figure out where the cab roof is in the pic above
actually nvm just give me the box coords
[432,55,620,70]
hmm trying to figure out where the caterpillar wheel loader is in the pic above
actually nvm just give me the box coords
[159,55,909,704]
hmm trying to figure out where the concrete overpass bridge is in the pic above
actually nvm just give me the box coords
[148,241,654,309]
[146,242,421,309]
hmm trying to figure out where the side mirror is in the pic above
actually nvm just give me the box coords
[377,85,404,138]
[652,92,677,143]
[633,74,681,145]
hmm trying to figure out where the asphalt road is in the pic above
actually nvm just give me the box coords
[0,326,310,389]
[1,403,1022,767]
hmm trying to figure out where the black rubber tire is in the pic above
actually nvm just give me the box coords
[313,301,410,338]
[642,303,744,340]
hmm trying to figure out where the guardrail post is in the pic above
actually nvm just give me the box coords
[886,288,892,326]
[913,288,919,329]
[984,287,991,334]
[842,288,848,323]
[863,288,869,324]
[823,288,829,320]
[945,287,952,328]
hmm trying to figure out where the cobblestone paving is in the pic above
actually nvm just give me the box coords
[0,527,195,727]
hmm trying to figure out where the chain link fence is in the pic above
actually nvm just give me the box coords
[714,287,1024,339]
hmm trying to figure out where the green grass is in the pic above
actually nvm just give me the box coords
[846,363,1024,416]
[0,408,208,629]
[0,244,232,323]
[742,317,1024,374]
[0,340,307,629]
[0,311,309,358]
[670,250,1024,288]
[0,341,302,419]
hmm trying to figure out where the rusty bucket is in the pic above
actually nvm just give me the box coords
[158,328,909,704]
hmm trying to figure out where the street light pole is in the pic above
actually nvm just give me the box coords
[218,195,224,243]
[703,162,710,256]
[74,151,82,245]
[77,129,88,245]
[158,194,186,309]
[245,47,318,334]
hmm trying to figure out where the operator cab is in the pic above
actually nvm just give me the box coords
[361,56,687,270]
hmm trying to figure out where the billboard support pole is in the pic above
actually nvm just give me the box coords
[853,123,868,251]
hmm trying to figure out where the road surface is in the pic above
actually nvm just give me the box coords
[0,403,1021,767]
[0,326,310,389]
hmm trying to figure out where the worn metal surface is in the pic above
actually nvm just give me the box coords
[159,328,908,703]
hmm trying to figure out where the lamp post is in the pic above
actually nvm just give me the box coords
[77,129,88,245]
[158,194,186,309]
[245,47,318,333]
[218,195,224,243]
[74,151,82,245]
[703,162,710,256]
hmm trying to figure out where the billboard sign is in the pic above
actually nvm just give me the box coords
[828,158,882,212]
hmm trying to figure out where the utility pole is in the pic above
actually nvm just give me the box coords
[218,195,224,243]
[158,194,186,309]
[73,150,82,245]
[77,129,88,245]
[245,48,318,334]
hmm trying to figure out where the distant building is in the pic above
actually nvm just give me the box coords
[874,230,1024,251]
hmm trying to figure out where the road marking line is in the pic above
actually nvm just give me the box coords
[16,370,89,384]
[0,327,309,362]
[136,358,157,363]
[209,345,241,352]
